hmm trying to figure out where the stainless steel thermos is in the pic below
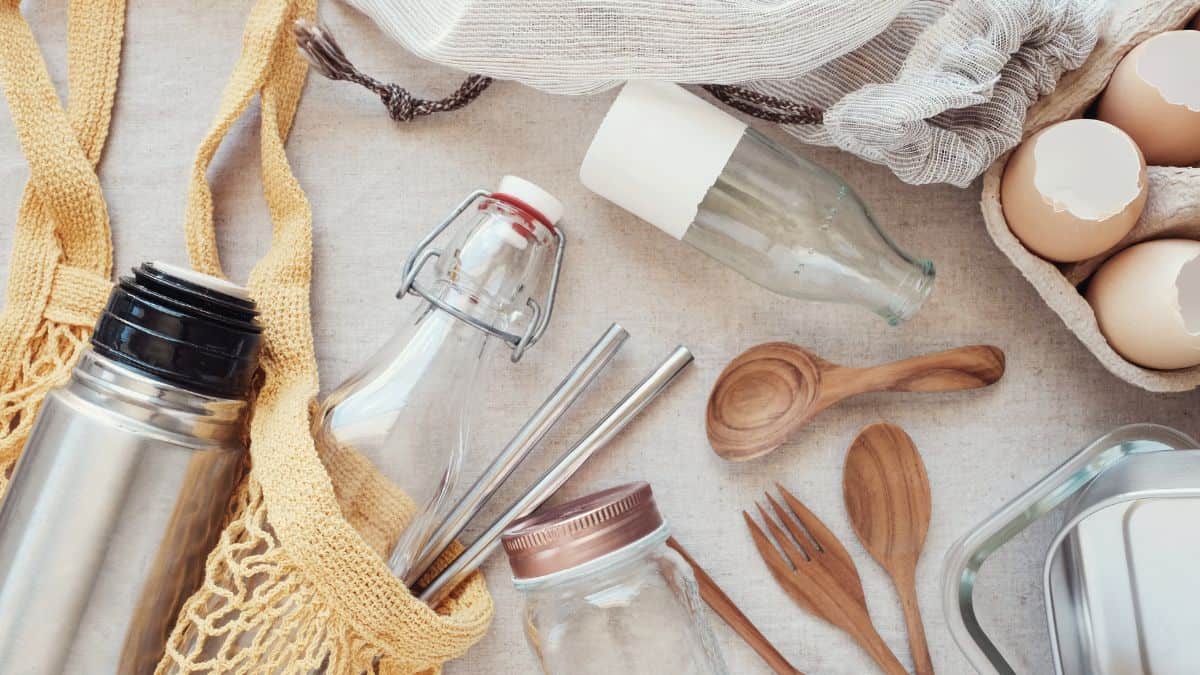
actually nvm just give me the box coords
[0,262,262,674]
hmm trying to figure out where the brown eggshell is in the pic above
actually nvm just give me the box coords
[1097,31,1200,166]
[1087,239,1200,370]
[1000,119,1147,262]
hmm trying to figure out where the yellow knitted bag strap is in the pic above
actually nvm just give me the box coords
[162,1,492,671]
[0,0,124,484]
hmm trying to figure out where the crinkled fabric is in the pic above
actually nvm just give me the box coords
[344,0,1105,186]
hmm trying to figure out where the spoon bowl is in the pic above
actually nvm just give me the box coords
[706,343,821,458]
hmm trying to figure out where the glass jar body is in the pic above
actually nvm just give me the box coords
[687,128,935,324]
[514,528,728,675]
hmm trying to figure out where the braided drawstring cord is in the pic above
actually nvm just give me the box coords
[292,21,823,126]
[292,19,492,122]
[701,85,823,125]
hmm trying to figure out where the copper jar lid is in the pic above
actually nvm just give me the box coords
[502,482,665,580]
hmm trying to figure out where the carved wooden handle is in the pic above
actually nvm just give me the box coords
[846,602,910,675]
[853,345,1005,394]
[897,566,934,675]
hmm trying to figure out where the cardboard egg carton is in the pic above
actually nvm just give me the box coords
[981,1,1200,392]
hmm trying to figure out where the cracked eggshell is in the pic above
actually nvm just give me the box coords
[1087,239,1200,370]
[1000,119,1146,262]
[1097,31,1200,166]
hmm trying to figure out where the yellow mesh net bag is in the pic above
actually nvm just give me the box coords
[0,0,121,492]
[0,1,493,672]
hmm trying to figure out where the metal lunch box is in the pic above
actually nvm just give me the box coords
[943,424,1200,674]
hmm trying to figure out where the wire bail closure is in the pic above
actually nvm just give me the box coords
[397,189,566,363]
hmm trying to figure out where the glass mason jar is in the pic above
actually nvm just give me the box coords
[581,81,935,325]
[501,483,729,675]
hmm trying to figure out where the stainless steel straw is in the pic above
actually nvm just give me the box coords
[397,323,630,584]
[419,345,694,606]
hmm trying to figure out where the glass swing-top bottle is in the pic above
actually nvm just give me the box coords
[318,176,565,581]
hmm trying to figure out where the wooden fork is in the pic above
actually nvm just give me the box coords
[744,483,907,675]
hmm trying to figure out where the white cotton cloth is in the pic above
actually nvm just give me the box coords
[344,0,1105,186]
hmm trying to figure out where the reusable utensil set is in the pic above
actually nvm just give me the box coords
[696,342,1003,673]
[745,423,936,675]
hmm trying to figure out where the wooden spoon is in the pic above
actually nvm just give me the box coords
[843,422,933,675]
[707,342,1004,461]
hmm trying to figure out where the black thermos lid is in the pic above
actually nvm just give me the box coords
[91,262,263,399]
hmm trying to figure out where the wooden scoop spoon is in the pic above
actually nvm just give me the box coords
[706,342,1003,461]
[843,422,933,675]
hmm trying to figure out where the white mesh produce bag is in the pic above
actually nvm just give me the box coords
[341,0,1105,187]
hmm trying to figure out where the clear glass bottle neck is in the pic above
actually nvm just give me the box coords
[424,279,508,333]
[430,197,555,319]
[686,128,934,325]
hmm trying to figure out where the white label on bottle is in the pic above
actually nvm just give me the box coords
[581,82,746,240]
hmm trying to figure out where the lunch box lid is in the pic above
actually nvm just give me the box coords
[1044,450,1200,675]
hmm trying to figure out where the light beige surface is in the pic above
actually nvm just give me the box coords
[1,2,1198,674]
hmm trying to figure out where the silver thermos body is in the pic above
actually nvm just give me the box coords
[0,262,262,674]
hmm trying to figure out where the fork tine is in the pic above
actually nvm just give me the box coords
[776,482,838,555]
[755,502,808,569]
[765,492,817,560]
[775,482,867,608]
[743,511,818,617]
[743,510,793,574]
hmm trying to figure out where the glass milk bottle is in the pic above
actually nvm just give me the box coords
[502,483,729,675]
[318,176,565,581]
[581,81,934,325]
